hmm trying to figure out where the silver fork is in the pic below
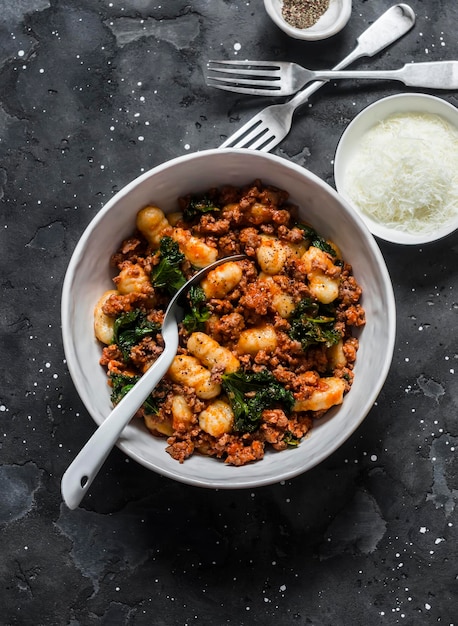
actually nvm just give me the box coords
[208,60,458,97]
[219,3,415,152]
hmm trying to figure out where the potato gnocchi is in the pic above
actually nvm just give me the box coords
[96,180,365,466]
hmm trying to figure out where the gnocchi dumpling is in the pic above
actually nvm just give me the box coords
[201,261,243,299]
[94,289,118,344]
[114,263,153,296]
[167,355,221,399]
[256,235,288,275]
[187,332,240,374]
[198,399,234,437]
[293,377,345,412]
[236,324,278,355]
[302,246,340,304]
[326,340,347,369]
[136,206,172,249]
[171,227,218,268]
[258,274,296,319]
[144,413,173,437]
[171,394,194,431]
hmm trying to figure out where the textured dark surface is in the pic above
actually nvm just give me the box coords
[1,1,458,624]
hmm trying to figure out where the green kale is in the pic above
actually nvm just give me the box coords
[182,286,211,333]
[296,223,337,258]
[151,236,186,294]
[222,368,294,433]
[283,431,301,447]
[288,298,341,351]
[109,373,159,414]
[110,372,140,405]
[113,309,161,361]
[183,194,220,221]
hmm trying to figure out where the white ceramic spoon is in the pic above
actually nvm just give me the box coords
[61,254,246,509]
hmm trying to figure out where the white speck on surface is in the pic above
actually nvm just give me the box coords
[234,42,241,51]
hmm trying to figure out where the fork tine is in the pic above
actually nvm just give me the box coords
[208,67,281,82]
[220,117,269,149]
[208,60,281,70]
[220,112,283,150]
[207,76,280,87]
[250,133,280,152]
[207,82,282,96]
[222,122,279,151]
[207,66,281,79]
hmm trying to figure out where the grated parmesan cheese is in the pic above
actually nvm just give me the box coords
[342,112,458,234]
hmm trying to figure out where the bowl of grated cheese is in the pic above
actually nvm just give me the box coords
[334,93,458,245]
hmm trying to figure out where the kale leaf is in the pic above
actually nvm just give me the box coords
[110,372,139,405]
[183,194,220,221]
[113,309,161,361]
[109,373,159,414]
[222,368,294,433]
[288,298,341,351]
[296,223,338,258]
[283,431,301,447]
[182,286,211,333]
[151,235,186,294]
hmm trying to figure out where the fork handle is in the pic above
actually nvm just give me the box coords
[312,62,458,90]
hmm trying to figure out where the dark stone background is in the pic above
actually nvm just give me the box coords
[1,1,457,624]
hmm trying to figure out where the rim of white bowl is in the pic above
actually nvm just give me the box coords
[264,0,352,41]
[61,148,396,489]
[334,93,458,245]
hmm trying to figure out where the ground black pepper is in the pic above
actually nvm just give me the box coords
[282,0,330,29]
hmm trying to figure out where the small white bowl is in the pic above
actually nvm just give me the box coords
[264,0,352,41]
[62,148,395,490]
[334,93,458,245]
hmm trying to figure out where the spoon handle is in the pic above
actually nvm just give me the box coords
[61,255,246,509]
[61,327,179,509]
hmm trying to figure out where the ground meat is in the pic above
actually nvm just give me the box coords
[260,409,289,445]
[110,236,147,266]
[343,337,359,363]
[102,292,150,316]
[130,336,164,372]
[239,227,261,256]
[339,271,363,305]
[238,281,271,315]
[166,437,195,463]
[193,215,231,236]
[224,438,265,466]
[206,312,246,343]
[277,225,307,244]
[344,304,366,327]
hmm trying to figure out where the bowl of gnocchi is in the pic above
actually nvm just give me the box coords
[61,148,396,489]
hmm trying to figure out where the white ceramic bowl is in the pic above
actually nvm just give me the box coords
[264,0,352,41]
[62,148,395,489]
[334,93,458,245]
